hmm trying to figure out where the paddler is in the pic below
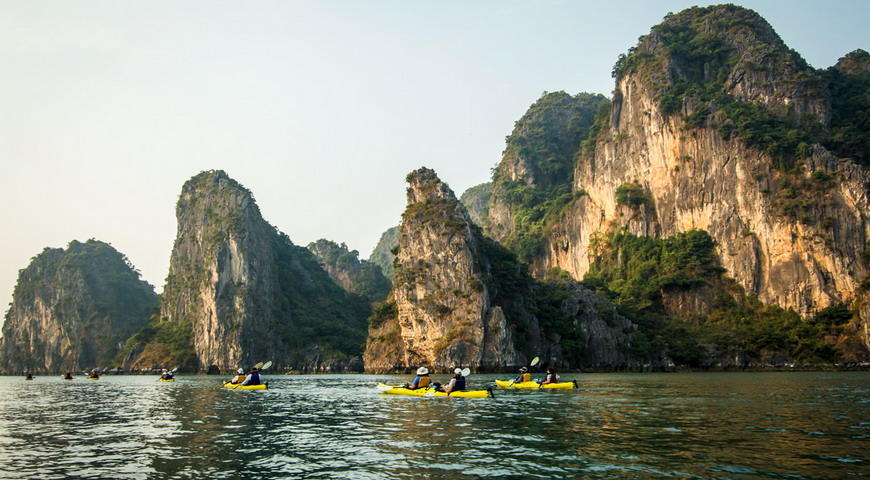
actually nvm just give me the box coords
[63,372,73,380]
[406,367,431,390]
[514,366,532,383]
[228,368,246,385]
[88,369,100,379]
[241,366,262,386]
[160,369,174,380]
[442,368,466,394]
[25,372,34,380]
[539,367,559,386]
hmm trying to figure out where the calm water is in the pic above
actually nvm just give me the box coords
[0,373,867,479]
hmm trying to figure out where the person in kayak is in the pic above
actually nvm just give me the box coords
[443,368,466,393]
[160,369,174,380]
[514,366,532,383]
[228,368,246,385]
[25,372,34,380]
[88,370,100,379]
[63,372,73,380]
[241,367,262,386]
[539,368,559,386]
[406,367,431,390]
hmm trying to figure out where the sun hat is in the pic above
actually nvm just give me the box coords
[520,367,528,372]
[417,367,429,375]
[237,368,244,374]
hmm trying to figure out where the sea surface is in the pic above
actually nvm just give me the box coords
[0,372,867,479]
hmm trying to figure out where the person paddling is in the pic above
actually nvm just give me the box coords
[25,372,34,380]
[228,368,246,385]
[539,368,559,386]
[514,366,532,383]
[407,367,431,390]
[241,367,262,386]
[63,372,73,380]
[443,368,467,394]
[88,369,100,379]
[160,369,174,380]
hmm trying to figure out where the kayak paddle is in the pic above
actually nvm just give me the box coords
[509,356,540,387]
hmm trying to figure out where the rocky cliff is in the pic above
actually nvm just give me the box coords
[0,240,157,374]
[127,170,370,372]
[308,239,390,302]
[368,226,399,278]
[486,5,869,362]
[364,168,638,372]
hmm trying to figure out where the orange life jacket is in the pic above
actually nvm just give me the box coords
[417,375,431,388]
[521,372,532,382]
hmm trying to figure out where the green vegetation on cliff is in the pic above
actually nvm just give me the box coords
[491,91,606,261]
[368,226,399,278]
[1,239,158,373]
[582,230,854,365]
[612,6,868,170]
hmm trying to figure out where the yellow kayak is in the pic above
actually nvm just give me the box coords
[223,382,267,390]
[376,383,492,398]
[87,377,100,380]
[495,379,577,389]
[159,378,175,382]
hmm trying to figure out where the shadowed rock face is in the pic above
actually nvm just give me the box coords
[484,6,869,354]
[135,170,370,372]
[364,168,638,373]
[0,240,157,374]
[307,239,390,302]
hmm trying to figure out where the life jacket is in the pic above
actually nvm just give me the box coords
[247,373,261,385]
[545,373,559,383]
[415,375,431,388]
[521,372,531,382]
[452,376,466,391]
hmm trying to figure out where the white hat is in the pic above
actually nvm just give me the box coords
[454,368,462,374]
[237,368,244,374]
[417,367,429,375]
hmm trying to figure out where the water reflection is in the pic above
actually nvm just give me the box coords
[0,373,867,479]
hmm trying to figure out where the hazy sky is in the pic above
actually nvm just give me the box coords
[1,0,867,311]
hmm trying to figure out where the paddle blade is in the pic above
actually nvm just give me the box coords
[260,361,273,371]
[461,368,471,377]
[530,356,540,367]
[376,384,394,392]
[253,362,264,369]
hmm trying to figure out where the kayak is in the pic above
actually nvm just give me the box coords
[377,383,492,399]
[495,380,577,389]
[159,378,175,382]
[223,382,267,390]
[87,377,100,380]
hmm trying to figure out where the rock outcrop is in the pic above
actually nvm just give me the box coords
[0,240,157,374]
[364,168,638,372]
[128,170,370,372]
[486,5,870,359]
[368,226,399,278]
[308,239,390,302]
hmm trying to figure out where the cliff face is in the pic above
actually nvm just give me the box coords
[368,226,399,278]
[0,240,157,374]
[487,91,608,260]
[130,170,370,372]
[307,239,390,302]
[484,6,869,357]
[364,168,637,372]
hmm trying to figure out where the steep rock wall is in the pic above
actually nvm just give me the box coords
[0,240,157,374]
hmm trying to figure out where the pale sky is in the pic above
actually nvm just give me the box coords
[1,0,867,313]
